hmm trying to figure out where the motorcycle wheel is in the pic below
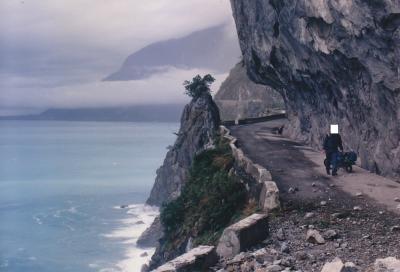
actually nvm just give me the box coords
[324,159,329,168]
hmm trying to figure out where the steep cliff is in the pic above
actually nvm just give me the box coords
[146,92,220,206]
[215,62,285,121]
[104,25,240,81]
[230,0,400,177]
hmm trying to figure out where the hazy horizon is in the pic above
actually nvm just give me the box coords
[0,0,237,116]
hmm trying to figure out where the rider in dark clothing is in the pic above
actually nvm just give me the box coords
[323,133,343,176]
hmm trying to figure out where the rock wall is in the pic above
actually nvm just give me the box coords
[214,62,285,121]
[146,93,220,206]
[230,0,400,178]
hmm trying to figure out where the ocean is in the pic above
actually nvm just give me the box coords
[0,120,178,272]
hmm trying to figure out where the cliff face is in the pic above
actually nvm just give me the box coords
[146,93,220,206]
[230,0,400,177]
[215,62,285,121]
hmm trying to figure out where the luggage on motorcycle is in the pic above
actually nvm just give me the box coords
[344,151,357,164]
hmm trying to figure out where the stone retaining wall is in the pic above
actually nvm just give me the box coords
[220,125,280,212]
[153,127,281,271]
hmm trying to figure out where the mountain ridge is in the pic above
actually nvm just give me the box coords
[104,24,241,81]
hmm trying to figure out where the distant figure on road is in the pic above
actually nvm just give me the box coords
[323,124,343,176]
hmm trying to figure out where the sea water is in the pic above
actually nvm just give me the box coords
[0,120,178,272]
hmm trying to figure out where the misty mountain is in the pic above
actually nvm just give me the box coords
[104,25,241,81]
[0,105,185,122]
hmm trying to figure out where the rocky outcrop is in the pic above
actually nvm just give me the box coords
[153,245,218,272]
[137,216,163,248]
[216,213,269,259]
[215,62,284,121]
[230,0,400,178]
[146,93,220,206]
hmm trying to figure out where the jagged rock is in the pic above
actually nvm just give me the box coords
[306,229,326,244]
[214,62,284,121]
[259,181,280,212]
[374,257,400,272]
[331,212,348,219]
[137,216,163,248]
[323,230,339,240]
[216,213,269,259]
[321,258,358,272]
[276,228,286,241]
[281,256,295,267]
[266,264,282,272]
[390,225,400,232]
[146,93,220,206]
[230,0,400,179]
[295,251,308,261]
[305,212,315,219]
[153,245,217,272]
[227,252,248,265]
[321,258,354,272]
[280,242,290,253]
[253,248,274,264]
[344,262,358,272]
[395,197,400,202]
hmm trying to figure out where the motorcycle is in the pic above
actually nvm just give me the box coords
[324,151,357,173]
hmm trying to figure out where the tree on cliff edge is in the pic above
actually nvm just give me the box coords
[183,74,215,98]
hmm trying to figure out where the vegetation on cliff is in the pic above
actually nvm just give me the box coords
[183,74,215,99]
[160,137,246,249]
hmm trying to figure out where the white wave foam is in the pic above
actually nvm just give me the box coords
[103,203,159,272]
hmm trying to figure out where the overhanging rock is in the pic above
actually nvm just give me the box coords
[153,245,217,272]
[216,213,269,259]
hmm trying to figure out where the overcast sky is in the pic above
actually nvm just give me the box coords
[0,0,234,116]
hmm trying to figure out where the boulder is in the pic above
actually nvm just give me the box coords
[374,257,400,272]
[304,212,315,219]
[323,230,338,240]
[306,229,325,244]
[321,258,358,272]
[216,213,269,259]
[321,258,341,272]
[259,181,280,212]
[153,245,217,272]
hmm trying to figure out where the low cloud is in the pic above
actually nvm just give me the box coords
[0,68,228,114]
[0,0,234,115]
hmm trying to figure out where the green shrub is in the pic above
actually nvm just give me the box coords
[183,74,215,98]
[160,140,246,246]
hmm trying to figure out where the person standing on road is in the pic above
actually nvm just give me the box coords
[323,124,343,176]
